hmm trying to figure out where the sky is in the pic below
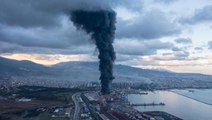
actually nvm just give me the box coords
[0,0,212,74]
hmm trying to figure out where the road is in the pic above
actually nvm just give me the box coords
[72,92,81,120]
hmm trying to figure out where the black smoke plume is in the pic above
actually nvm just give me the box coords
[70,10,116,95]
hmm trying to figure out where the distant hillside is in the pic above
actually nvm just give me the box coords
[1,57,212,89]
[0,57,50,77]
[52,61,152,83]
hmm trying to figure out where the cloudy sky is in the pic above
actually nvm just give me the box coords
[0,0,212,74]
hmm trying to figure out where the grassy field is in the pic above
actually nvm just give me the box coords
[0,100,63,114]
[1,112,69,120]
[0,86,83,120]
[16,86,83,103]
[39,112,69,120]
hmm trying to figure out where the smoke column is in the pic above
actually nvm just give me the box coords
[70,10,116,95]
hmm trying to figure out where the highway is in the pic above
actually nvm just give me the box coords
[72,92,81,120]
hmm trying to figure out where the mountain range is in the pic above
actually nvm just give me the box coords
[1,57,212,89]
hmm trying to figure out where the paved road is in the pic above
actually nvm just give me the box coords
[72,93,81,120]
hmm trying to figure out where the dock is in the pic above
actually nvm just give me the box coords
[131,102,165,107]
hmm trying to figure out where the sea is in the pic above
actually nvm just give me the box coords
[127,89,212,120]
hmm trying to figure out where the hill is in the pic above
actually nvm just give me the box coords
[1,57,212,89]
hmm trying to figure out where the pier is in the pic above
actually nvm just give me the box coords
[131,102,165,107]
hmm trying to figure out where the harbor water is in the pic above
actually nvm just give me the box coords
[127,90,212,120]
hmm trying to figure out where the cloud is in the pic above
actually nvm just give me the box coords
[195,47,203,51]
[0,17,91,48]
[0,0,180,55]
[174,51,190,60]
[172,46,181,51]
[181,5,212,24]
[0,15,97,54]
[0,0,63,28]
[115,54,140,62]
[0,41,23,53]
[154,0,178,3]
[0,0,144,55]
[155,50,190,61]
[116,10,180,39]
[0,41,94,55]
[162,53,173,56]
[114,39,174,55]
[0,0,107,28]
[111,0,143,11]
[175,37,192,44]
[208,41,212,49]
[0,0,142,28]
[0,53,97,65]
[152,50,190,61]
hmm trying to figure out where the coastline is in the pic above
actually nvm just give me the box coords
[170,91,212,106]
